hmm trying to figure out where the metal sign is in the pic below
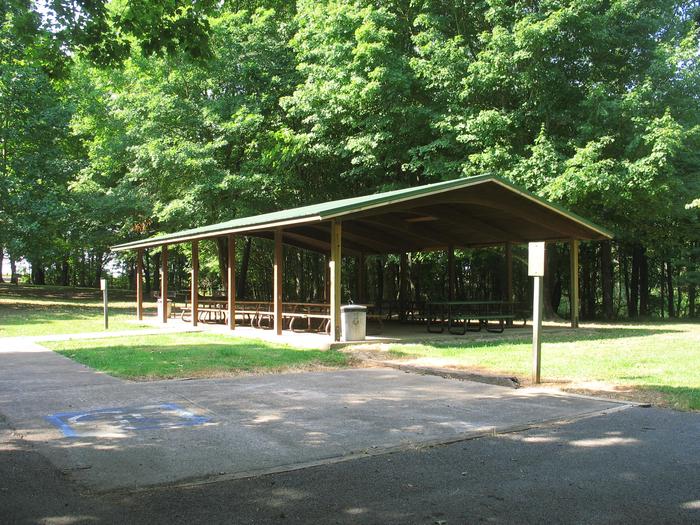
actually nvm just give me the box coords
[100,278,107,290]
[528,242,545,277]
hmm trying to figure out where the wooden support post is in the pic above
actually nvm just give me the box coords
[274,230,283,335]
[227,234,236,330]
[136,248,144,321]
[330,220,342,341]
[160,245,168,324]
[399,253,408,321]
[357,253,366,304]
[570,239,580,328]
[447,245,455,300]
[191,240,199,327]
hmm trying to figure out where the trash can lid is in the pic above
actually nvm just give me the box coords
[341,304,367,312]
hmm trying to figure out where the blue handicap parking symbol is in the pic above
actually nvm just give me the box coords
[46,403,211,438]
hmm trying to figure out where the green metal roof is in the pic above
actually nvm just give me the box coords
[112,174,613,252]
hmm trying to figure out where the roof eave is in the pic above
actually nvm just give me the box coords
[111,214,324,252]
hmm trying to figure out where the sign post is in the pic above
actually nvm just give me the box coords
[100,278,109,330]
[528,242,545,384]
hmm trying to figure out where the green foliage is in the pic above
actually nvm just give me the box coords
[3,0,700,316]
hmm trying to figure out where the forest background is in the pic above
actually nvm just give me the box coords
[2,0,699,320]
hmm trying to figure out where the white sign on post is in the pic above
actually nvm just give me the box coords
[529,242,545,384]
[100,278,107,290]
[528,242,545,277]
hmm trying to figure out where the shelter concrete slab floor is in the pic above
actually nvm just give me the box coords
[0,344,629,492]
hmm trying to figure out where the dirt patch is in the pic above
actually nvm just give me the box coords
[556,382,667,407]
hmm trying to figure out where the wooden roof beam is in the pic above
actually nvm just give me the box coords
[351,217,453,249]
[304,223,408,254]
[456,194,586,238]
[426,205,528,242]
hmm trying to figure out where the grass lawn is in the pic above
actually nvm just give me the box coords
[44,332,351,379]
[388,322,700,410]
[0,283,151,337]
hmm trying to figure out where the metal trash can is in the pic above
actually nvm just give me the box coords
[157,298,171,320]
[341,304,367,342]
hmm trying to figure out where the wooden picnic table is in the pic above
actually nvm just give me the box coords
[426,300,518,334]
[179,299,332,333]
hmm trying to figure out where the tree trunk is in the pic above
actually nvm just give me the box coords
[0,247,4,283]
[127,259,135,290]
[689,283,696,318]
[639,246,649,316]
[414,258,422,301]
[153,252,161,293]
[60,258,70,286]
[630,244,640,318]
[79,253,87,287]
[660,265,665,318]
[94,252,103,288]
[236,237,251,299]
[9,256,18,284]
[622,250,630,317]
[32,261,45,285]
[586,245,597,319]
[542,244,559,319]
[601,240,613,320]
[375,258,384,304]
[144,250,151,294]
[666,262,675,318]
[216,237,228,293]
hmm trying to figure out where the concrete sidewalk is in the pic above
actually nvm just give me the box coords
[0,343,630,492]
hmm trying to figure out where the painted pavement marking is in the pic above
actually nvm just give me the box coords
[45,403,211,438]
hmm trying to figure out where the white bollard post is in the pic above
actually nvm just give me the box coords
[101,278,109,330]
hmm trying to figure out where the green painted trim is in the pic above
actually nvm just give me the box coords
[112,174,612,252]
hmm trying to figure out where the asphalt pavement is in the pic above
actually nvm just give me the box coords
[1,341,697,524]
[2,406,698,524]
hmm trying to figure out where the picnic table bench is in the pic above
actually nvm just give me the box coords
[180,299,332,333]
[427,300,518,334]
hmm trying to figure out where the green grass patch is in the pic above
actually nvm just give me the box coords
[44,332,350,379]
[388,323,700,410]
[0,283,151,337]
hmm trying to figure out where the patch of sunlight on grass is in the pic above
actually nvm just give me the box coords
[0,283,153,337]
[44,332,350,379]
[388,323,700,410]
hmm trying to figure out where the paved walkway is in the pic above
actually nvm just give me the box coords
[0,338,631,493]
[2,330,697,524]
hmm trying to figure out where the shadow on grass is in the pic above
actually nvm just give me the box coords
[0,282,138,302]
[0,303,155,334]
[393,325,679,351]
[638,385,700,411]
